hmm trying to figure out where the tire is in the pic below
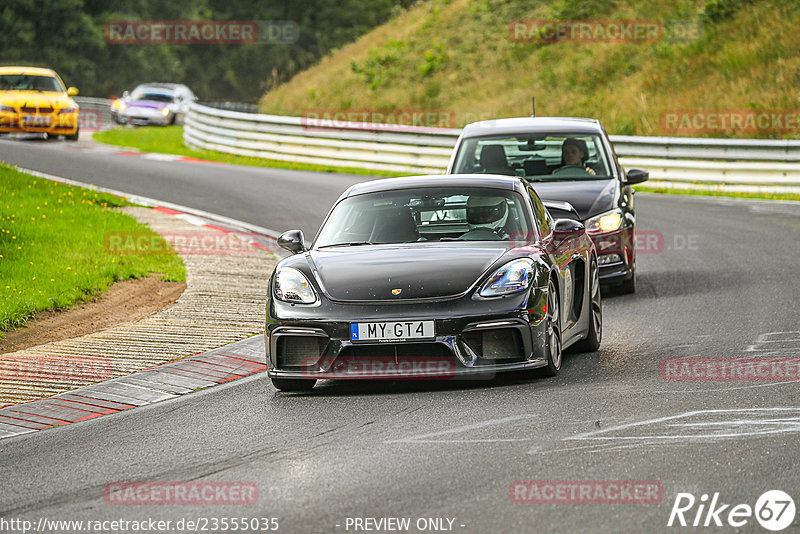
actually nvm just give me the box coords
[65,127,79,141]
[573,258,602,352]
[271,377,316,392]
[535,278,562,377]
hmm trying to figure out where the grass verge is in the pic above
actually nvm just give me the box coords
[636,185,800,202]
[93,126,406,177]
[0,163,186,335]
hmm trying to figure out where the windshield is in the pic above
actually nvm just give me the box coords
[132,91,174,103]
[315,187,533,247]
[452,133,613,181]
[0,74,64,92]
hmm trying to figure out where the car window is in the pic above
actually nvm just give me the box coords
[528,188,551,236]
[315,187,534,246]
[132,91,175,103]
[452,133,612,181]
[0,74,64,92]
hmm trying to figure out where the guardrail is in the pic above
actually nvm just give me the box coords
[183,103,456,173]
[74,96,114,132]
[183,103,800,186]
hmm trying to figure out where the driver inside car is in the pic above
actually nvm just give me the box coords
[461,195,510,240]
[558,138,597,176]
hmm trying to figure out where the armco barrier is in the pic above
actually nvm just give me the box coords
[73,96,114,132]
[183,102,800,185]
[183,103,456,173]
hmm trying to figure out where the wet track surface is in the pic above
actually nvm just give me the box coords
[1,139,799,532]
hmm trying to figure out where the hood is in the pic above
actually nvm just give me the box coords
[531,179,617,220]
[125,99,169,110]
[305,244,511,301]
[0,91,75,109]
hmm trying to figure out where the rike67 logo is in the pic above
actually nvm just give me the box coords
[668,490,796,531]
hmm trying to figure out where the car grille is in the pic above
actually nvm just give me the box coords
[20,106,54,114]
[333,343,458,377]
[276,336,327,367]
[338,342,451,359]
[461,328,525,362]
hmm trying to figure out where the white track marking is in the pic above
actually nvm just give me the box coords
[567,408,800,442]
[386,414,536,444]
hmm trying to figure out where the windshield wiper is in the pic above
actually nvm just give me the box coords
[438,237,467,241]
[317,241,377,248]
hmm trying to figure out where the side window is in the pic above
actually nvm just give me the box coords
[528,188,551,236]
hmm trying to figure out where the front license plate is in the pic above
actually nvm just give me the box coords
[23,116,50,126]
[351,321,435,341]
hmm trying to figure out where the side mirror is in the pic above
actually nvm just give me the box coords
[552,218,585,238]
[67,87,79,96]
[277,230,307,254]
[624,168,649,186]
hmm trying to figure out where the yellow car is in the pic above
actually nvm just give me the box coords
[0,66,80,140]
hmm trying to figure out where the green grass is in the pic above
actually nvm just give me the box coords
[0,163,186,335]
[259,0,800,140]
[93,126,406,177]
[636,185,800,202]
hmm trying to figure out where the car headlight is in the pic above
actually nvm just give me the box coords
[0,105,15,112]
[58,107,77,114]
[585,209,623,233]
[274,267,317,304]
[161,107,170,116]
[479,258,534,297]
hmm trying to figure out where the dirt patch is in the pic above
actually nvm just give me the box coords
[0,277,186,354]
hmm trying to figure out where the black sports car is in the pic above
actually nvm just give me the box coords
[447,117,648,293]
[265,174,601,391]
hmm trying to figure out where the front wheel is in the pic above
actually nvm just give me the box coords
[573,258,602,352]
[535,278,562,377]
[271,377,316,392]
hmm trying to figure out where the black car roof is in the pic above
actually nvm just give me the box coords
[461,116,604,138]
[345,174,527,197]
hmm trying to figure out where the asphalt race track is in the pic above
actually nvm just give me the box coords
[1,138,800,532]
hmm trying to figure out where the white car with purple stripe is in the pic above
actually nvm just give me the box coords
[110,83,196,126]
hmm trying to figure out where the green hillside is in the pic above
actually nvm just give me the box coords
[259,0,799,138]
